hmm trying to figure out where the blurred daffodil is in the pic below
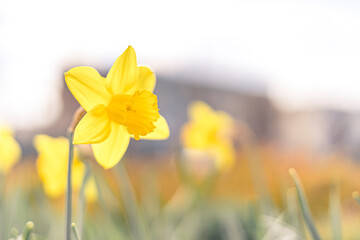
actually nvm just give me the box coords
[84,176,98,203]
[34,135,85,198]
[65,46,169,169]
[0,127,21,174]
[181,101,236,171]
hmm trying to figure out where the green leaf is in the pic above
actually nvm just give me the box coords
[289,168,321,240]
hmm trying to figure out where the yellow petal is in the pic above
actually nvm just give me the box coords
[92,123,130,169]
[38,152,66,198]
[34,135,67,156]
[126,66,156,93]
[0,133,21,174]
[0,126,14,137]
[181,122,214,149]
[212,140,236,172]
[140,115,170,140]
[84,177,98,203]
[106,46,139,95]
[188,101,214,122]
[74,105,111,144]
[72,158,86,191]
[65,67,112,112]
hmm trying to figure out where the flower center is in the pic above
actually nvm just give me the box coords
[107,90,160,140]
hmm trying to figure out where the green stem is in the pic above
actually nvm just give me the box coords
[66,131,75,240]
[71,223,81,240]
[76,162,90,238]
[22,221,34,240]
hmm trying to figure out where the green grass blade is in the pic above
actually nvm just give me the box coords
[286,187,305,237]
[289,168,321,240]
[116,163,149,240]
[329,184,342,240]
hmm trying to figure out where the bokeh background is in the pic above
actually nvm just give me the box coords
[2,0,360,239]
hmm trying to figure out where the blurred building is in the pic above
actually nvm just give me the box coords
[16,74,278,158]
[15,71,360,162]
[277,110,360,160]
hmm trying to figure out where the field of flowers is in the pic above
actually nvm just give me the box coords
[1,46,360,240]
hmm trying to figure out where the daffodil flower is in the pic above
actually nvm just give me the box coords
[0,126,21,174]
[34,134,85,198]
[181,101,235,171]
[65,46,169,169]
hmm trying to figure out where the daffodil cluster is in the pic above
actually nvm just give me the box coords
[65,46,169,169]
[181,101,236,172]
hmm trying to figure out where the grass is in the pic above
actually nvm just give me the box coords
[2,145,360,239]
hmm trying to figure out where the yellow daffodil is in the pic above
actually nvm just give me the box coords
[181,101,236,171]
[65,46,169,169]
[34,134,85,198]
[0,126,21,174]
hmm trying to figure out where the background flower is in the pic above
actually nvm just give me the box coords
[84,176,98,204]
[33,134,84,198]
[0,126,21,174]
[181,101,236,171]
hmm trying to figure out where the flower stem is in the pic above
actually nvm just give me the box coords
[22,221,34,240]
[66,130,74,240]
[66,106,86,240]
[71,223,81,240]
[76,162,90,238]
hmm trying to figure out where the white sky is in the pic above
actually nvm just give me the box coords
[1,0,360,129]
